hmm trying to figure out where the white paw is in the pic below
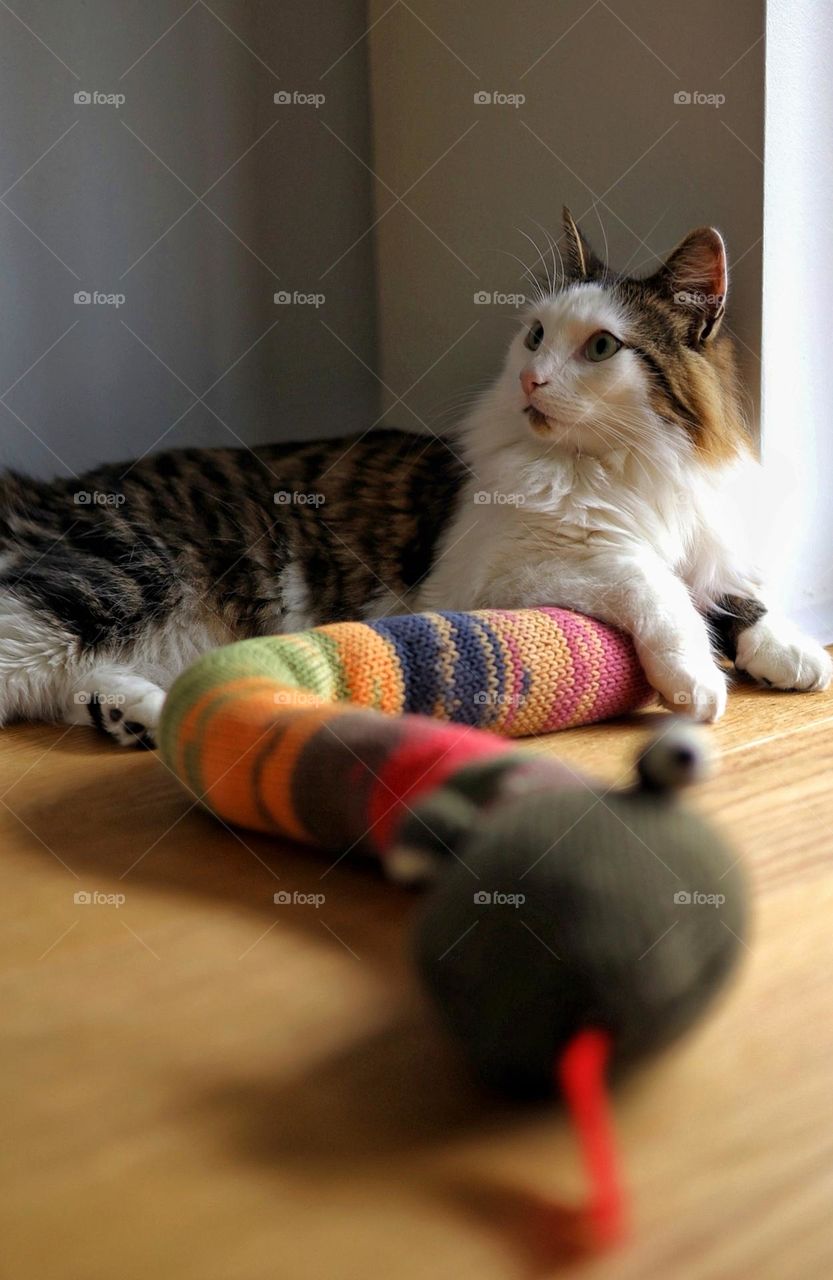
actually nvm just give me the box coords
[735,618,833,692]
[72,674,165,748]
[642,655,728,723]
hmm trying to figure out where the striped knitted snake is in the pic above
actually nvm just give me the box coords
[160,606,651,841]
[159,606,746,1248]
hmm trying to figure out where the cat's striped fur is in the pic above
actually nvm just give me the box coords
[0,433,463,743]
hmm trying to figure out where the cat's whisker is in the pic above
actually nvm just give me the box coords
[528,218,565,294]
[493,249,543,295]
[515,226,554,296]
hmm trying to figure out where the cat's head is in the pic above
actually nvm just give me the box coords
[489,208,746,466]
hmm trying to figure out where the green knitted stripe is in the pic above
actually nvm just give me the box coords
[160,631,347,760]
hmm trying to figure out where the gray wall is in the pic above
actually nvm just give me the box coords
[368,0,764,435]
[1,2,765,480]
[0,0,379,478]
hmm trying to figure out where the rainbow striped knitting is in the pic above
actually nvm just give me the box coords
[160,607,651,851]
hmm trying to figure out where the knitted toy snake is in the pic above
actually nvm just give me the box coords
[159,607,747,1247]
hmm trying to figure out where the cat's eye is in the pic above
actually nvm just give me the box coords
[524,320,544,352]
[584,330,622,362]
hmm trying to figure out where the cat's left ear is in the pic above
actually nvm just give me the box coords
[654,227,728,343]
[561,206,605,280]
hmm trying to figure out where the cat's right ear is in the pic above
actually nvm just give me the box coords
[651,226,728,343]
[562,206,605,279]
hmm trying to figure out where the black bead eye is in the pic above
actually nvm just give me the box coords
[524,320,544,352]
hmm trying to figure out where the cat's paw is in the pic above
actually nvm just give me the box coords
[643,655,728,723]
[735,618,832,692]
[74,675,165,748]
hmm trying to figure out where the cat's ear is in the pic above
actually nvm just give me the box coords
[561,206,605,279]
[653,227,728,343]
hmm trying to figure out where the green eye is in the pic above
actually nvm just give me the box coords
[524,320,544,352]
[584,330,622,362]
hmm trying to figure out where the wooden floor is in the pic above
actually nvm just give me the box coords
[3,670,833,1279]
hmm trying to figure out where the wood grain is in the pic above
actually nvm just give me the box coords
[2,669,833,1279]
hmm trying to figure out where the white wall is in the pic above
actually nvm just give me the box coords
[761,0,833,638]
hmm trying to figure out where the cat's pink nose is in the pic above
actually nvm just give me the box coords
[520,369,549,399]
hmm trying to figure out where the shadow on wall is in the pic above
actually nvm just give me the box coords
[0,0,379,477]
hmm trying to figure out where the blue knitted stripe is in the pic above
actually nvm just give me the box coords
[469,611,509,727]
[442,611,494,726]
[365,614,445,714]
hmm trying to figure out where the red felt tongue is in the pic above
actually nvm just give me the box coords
[557,1028,627,1248]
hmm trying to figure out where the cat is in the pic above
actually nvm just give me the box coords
[0,208,828,746]
[419,209,832,721]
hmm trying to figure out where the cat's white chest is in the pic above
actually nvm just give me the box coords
[418,450,705,613]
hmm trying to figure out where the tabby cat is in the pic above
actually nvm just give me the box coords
[0,209,828,745]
